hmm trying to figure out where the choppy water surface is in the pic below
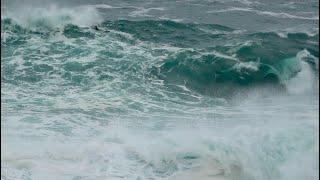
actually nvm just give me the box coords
[1,0,319,179]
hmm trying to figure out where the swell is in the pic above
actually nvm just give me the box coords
[2,18,319,97]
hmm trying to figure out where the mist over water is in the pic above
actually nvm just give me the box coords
[1,0,319,179]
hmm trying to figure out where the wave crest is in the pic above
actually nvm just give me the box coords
[2,5,103,30]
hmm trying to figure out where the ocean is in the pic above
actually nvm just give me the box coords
[1,0,319,179]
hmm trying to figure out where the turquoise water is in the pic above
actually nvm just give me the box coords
[1,0,319,179]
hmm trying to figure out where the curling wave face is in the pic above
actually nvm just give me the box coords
[2,18,319,94]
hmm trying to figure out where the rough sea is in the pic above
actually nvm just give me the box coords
[1,0,319,179]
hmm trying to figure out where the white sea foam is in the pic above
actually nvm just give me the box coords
[1,3,318,180]
[286,50,318,95]
[2,4,104,29]
[207,7,319,20]
[129,7,166,17]
[158,16,184,22]
[233,61,260,72]
[85,4,119,9]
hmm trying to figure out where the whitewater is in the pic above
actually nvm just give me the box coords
[1,0,319,179]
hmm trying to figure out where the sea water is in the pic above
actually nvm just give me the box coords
[1,0,319,179]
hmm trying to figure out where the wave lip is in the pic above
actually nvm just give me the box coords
[1,4,104,30]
